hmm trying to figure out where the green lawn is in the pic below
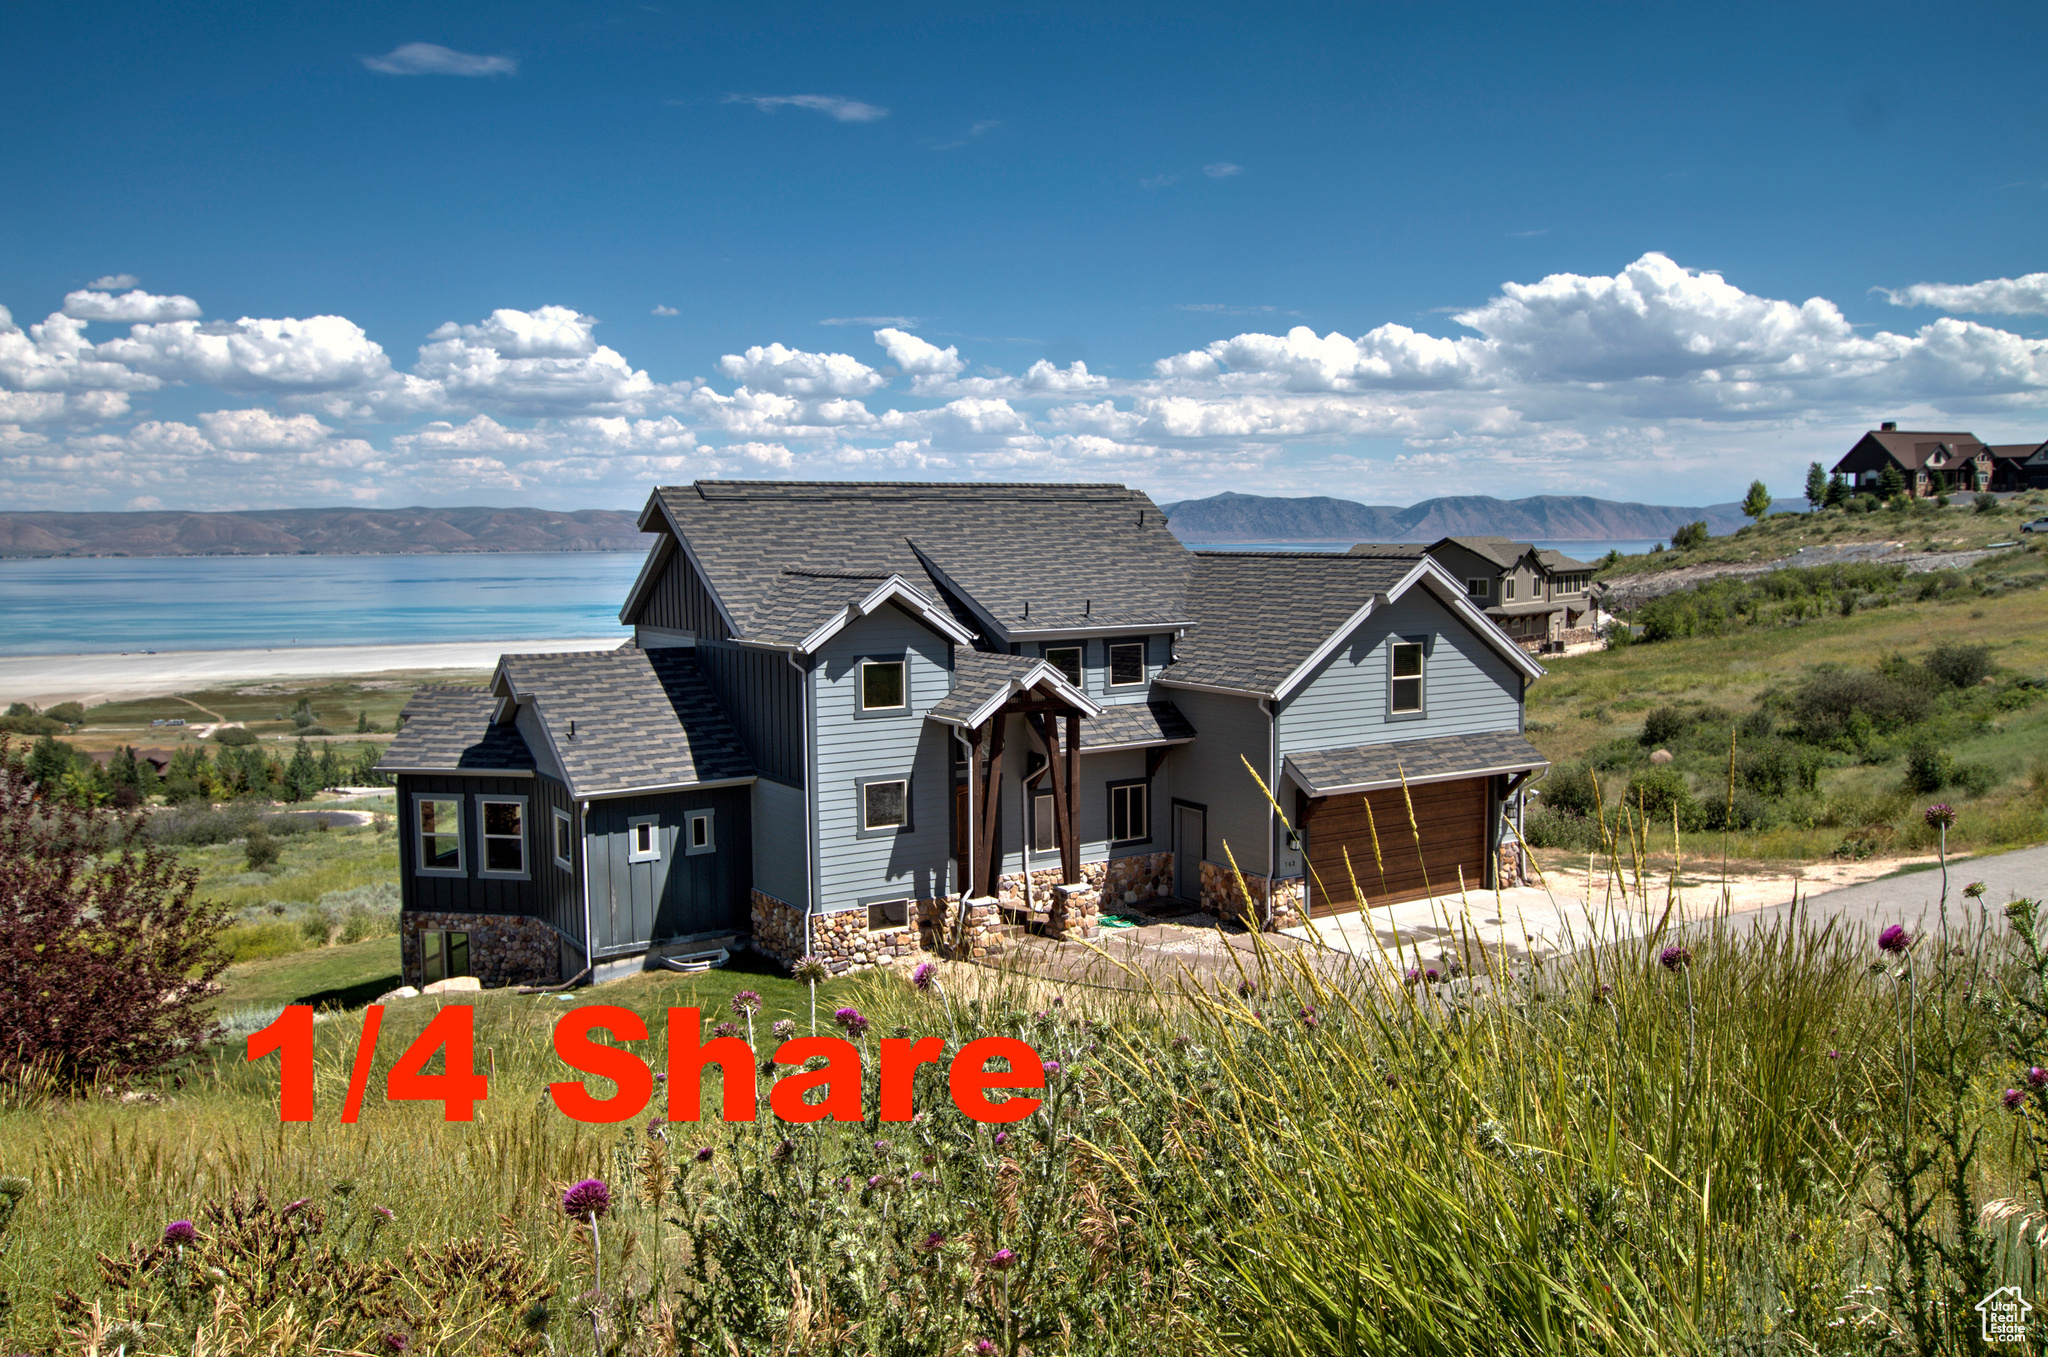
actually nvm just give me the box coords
[76,672,490,750]
[214,935,404,1012]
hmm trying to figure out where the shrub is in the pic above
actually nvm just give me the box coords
[218,920,304,963]
[1639,705,1694,747]
[298,910,335,945]
[1539,763,1600,817]
[1700,786,1772,832]
[1953,762,2001,797]
[0,739,228,1081]
[1975,492,1999,514]
[1905,742,1953,793]
[1521,803,1602,851]
[212,726,258,747]
[1789,668,1930,741]
[1923,640,1993,689]
[1736,739,1821,798]
[43,701,86,725]
[1624,765,1697,826]
[243,826,281,871]
[1670,520,1710,550]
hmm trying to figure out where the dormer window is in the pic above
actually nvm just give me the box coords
[1390,640,1425,715]
[1108,641,1146,687]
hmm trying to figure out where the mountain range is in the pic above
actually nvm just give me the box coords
[0,507,644,558]
[1157,492,1750,543]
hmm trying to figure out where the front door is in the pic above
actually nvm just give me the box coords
[1173,804,1204,901]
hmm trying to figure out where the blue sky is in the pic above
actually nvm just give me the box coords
[3,0,2044,513]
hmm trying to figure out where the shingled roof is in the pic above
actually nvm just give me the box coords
[1284,729,1550,796]
[377,687,536,775]
[638,482,1194,647]
[492,647,753,798]
[1079,699,1196,750]
[925,650,1101,727]
[1164,552,1421,696]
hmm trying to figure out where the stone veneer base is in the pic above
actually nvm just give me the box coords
[401,912,559,990]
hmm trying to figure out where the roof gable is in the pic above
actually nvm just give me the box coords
[376,687,536,775]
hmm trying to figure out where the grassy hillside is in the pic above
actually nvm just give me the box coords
[1528,540,2048,863]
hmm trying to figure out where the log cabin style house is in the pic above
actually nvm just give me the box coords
[377,482,1549,987]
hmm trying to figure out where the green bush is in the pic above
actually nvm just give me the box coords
[297,910,335,945]
[217,919,304,963]
[1539,763,1600,817]
[1905,742,1953,793]
[212,726,258,747]
[1924,641,1994,689]
[243,827,281,871]
[1521,803,1602,851]
[1670,520,1710,550]
[1736,739,1821,798]
[1953,762,2001,797]
[1639,705,1694,747]
[1790,668,1931,741]
[1624,765,1697,827]
[1976,492,1999,513]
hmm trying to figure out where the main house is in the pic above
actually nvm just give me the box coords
[1833,422,2048,497]
[1348,537,1597,650]
[377,482,1549,988]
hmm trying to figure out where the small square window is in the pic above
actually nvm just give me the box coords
[1466,578,1488,599]
[867,898,909,932]
[1108,641,1146,687]
[1044,646,1083,686]
[416,796,462,874]
[1108,780,1149,843]
[862,779,909,832]
[860,659,906,711]
[1391,640,1424,714]
[552,808,574,870]
[1031,790,1059,852]
[479,798,526,876]
[629,816,661,863]
[686,810,715,856]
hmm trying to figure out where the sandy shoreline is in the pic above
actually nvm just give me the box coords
[0,637,625,706]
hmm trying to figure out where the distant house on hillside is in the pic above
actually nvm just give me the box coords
[1346,537,1597,651]
[374,481,1551,990]
[1832,422,2048,496]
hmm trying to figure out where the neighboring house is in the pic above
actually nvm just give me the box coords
[1833,422,1999,497]
[376,481,1548,986]
[1991,440,2048,492]
[1348,537,1596,649]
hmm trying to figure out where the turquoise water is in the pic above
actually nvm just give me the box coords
[0,552,648,656]
[1195,539,1663,560]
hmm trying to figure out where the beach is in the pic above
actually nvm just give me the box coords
[0,637,624,707]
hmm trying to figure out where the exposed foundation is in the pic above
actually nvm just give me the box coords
[400,911,559,989]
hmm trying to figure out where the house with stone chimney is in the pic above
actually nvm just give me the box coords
[1832,421,2048,497]
[375,482,1548,988]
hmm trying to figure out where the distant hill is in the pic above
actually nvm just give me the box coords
[0,507,645,557]
[1157,492,1752,543]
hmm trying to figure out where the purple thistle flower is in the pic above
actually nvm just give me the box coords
[281,1197,312,1218]
[988,1247,1018,1270]
[1965,881,1988,899]
[1299,1005,1320,1028]
[646,1117,667,1141]
[1878,924,1911,955]
[163,1219,198,1246]
[2006,1088,2026,1110]
[832,1006,870,1037]
[921,1229,945,1251]
[910,1170,925,1184]
[372,1205,395,1221]
[712,1020,740,1040]
[1828,1050,1841,1059]
[976,1341,998,1355]
[993,1131,1008,1147]
[730,990,762,1016]
[867,1174,883,1189]
[382,1335,411,1353]
[2030,1067,2048,1088]
[911,961,937,991]
[1237,979,1257,999]
[562,1177,611,1221]
[1425,967,1442,982]
[695,1146,714,1163]
[772,1018,795,1039]
[1924,803,1956,829]
[1659,945,1691,972]
[1403,967,1422,986]
[1044,1060,1062,1076]
[653,1071,667,1082]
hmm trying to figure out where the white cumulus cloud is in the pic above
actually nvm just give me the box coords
[63,288,203,323]
[716,342,884,398]
[199,408,335,451]
[728,94,888,122]
[1878,274,2048,316]
[362,43,517,76]
[95,314,395,393]
[87,274,139,291]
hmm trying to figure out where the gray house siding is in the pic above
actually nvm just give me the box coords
[395,773,548,916]
[751,776,810,908]
[1160,688,1274,875]
[1276,591,1522,758]
[534,773,582,945]
[635,539,733,640]
[695,639,805,784]
[813,605,955,912]
[583,785,753,954]
[1029,633,1171,705]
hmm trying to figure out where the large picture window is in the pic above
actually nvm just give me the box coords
[1108,779,1150,844]
[1390,640,1425,715]
[860,658,907,712]
[415,795,463,875]
[1108,641,1146,687]
[478,797,527,878]
[861,778,910,833]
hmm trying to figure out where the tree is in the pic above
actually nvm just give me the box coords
[0,739,228,1082]
[1879,463,1907,501]
[1670,521,1709,551]
[356,708,373,734]
[1742,479,1772,522]
[1804,462,1828,508]
[1825,473,1850,507]
[317,743,341,791]
[284,737,321,802]
[45,702,86,726]
[26,735,74,790]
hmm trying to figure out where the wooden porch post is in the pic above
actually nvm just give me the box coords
[1030,709,1080,886]
[975,714,1006,898]
[1064,710,1081,884]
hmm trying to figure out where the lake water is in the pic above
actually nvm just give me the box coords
[0,537,1669,657]
[1196,539,1666,560]
[0,553,648,656]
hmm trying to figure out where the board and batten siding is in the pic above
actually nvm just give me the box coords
[396,773,549,918]
[632,537,733,640]
[1159,688,1274,875]
[533,773,582,945]
[751,776,810,908]
[694,639,804,785]
[1276,591,1522,757]
[812,604,954,912]
[583,785,752,954]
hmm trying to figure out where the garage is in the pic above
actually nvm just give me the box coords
[1283,731,1551,915]
[1302,777,1489,913]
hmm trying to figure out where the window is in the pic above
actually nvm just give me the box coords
[1045,646,1083,686]
[1503,577,1517,601]
[861,778,910,833]
[628,815,661,863]
[686,810,715,856]
[1466,578,1488,599]
[1031,790,1060,852]
[1108,780,1149,844]
[419,929,469,986]
[1108,641,1146,687]
[1390,640,1425,714]
[415,796,463,875]
[477,797,527,877]
[867,898,910,932]
[552,808,574,870]
[860,659,906,712]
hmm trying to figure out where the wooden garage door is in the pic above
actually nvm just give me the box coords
[1304,777,1489,914]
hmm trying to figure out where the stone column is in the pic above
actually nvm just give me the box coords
[1046,881,1101,941]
